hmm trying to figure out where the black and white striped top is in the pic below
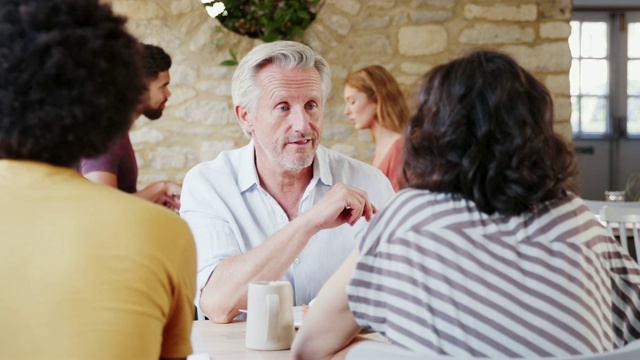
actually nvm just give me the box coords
[347,190,640,358]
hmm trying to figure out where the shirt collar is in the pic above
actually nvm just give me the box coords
[237,140,334,193]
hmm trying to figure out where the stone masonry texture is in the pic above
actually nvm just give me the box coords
[106,0,573,187]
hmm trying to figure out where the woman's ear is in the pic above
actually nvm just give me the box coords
[235,105,253,135]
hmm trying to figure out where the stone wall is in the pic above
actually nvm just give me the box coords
[107,0,573,188]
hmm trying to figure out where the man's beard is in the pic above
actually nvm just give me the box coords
[143,106,163,120]
[277,132,318,171]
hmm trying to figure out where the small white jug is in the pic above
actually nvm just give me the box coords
[245,281,294,350]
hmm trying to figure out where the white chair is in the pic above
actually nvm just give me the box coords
[346,339,640,360]
[563,339,640,360]
[584,200,609,215]
[583,200,640,216]
[346,341,438,359]
[600,205,640,262]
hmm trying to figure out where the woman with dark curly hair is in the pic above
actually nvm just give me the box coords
[293,50,640,359]
[0,0,196,359]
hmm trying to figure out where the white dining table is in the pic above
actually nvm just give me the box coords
[189,320,388,360]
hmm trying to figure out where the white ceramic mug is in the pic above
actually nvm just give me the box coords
[245,281,294,350]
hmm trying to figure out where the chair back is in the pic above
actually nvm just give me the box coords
[556,339,640,360]
[583,200,640,216]
[599,205,640,262]
[346,341,438,359]
[346,339,640,360]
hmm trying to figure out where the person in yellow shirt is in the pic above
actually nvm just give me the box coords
[0,0,196,359]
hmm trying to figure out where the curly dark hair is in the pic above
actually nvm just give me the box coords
[0,0,146,167]
[404,50,578,215]
[142,44,172,80]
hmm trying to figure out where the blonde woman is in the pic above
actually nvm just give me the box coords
[344,65,410,191]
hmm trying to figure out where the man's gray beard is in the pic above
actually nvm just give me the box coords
[280,155,315,171]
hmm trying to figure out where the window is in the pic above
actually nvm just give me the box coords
[570,11,640,138]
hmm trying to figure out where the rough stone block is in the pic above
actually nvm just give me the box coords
[459,24,535,44]
[170,0,196,15]
[357,130,373,143]
[503,42,572,72]
[554,96,572,121]
[311,25,339,48]
[330,143,358,158]
[401,62,434,75]
[332,0,361,15]
[539,0,571,20]
[171,65,198,86]
[358,16,391,29]
[411,0,455,9]
[200,141,237,162]
[322,125,353,141]
[545,74,571,95]
[177,100,233,125]
[553,121,573,142]
[168,86,198,106]
[127,21,172,41]
[137,173,170,189]
[410,11,452,23]
[398,25,448,56]
[347,35,393,59]
[190,21,219,52]
[130,127,165,144]
[196,80,231,96]
[322,11,351,36]
[368,0,395,9]
[149,146,197,170]
[540,21,571,39]
[464,4,537,21]
[112,1,164,20]
[201,66,235,78]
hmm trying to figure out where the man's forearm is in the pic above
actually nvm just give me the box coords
[200,215,319,323]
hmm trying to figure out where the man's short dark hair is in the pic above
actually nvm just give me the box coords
[142,44,172,80]
[0,0,146,167]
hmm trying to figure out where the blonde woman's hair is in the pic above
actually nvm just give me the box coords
[344,65,409,133]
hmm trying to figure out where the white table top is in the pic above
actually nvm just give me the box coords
[189,320,388,360]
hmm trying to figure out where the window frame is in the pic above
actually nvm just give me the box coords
[571,9,640,140]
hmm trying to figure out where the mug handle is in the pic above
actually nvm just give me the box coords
[264,294,280,344]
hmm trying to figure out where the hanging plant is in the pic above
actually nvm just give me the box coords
[202,0,322,65]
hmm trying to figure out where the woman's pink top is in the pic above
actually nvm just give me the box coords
[376,139,405,192]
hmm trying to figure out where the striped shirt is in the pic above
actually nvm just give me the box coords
[347,190,640,358]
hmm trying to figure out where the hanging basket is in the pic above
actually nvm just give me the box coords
[203,0,323,43]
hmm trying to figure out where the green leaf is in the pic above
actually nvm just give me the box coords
[220,59,238,66]
[228,48,238,62]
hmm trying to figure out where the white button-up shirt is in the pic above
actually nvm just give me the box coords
[181,141,394,306]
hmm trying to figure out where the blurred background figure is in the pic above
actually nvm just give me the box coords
[343,65,410,191]
[81,43,182,211]
[625,173,640,201]
[293,50,640,359]
[0,1,196,358]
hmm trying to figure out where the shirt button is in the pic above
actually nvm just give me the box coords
[294,258,300,264]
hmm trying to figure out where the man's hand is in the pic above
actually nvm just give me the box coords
[304,183,377,230]
[138,181,182,211]
[156,181,182,211]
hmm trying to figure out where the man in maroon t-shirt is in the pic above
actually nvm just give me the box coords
[81,44,182,211]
